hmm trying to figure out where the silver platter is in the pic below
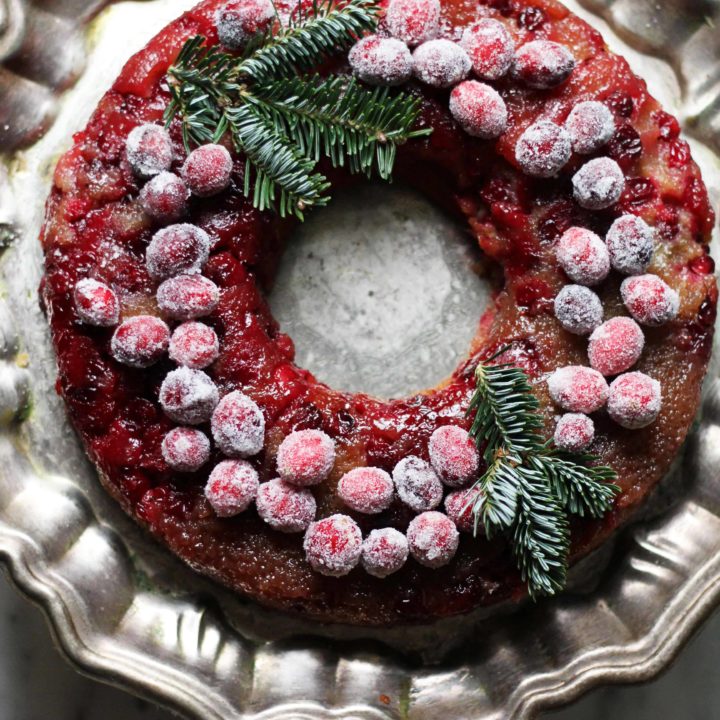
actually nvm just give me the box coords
[1,0,719,718]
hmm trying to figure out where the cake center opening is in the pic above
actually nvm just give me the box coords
[268,184,491,398]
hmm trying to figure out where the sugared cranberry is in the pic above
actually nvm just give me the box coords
[428,425,479,487]
[588,317,645,376]
[214,0,275,50]
[146,224,211,280]
[565,101,615,154]
[553,413,595,452]
[620,274,679,327]
[444,485,483,533]
[139,172,188,222]
[608,124,643,168]
[554,285,604,336]
[459,19,515,81]
[161,427,211,472]
[449,81,507,139]
[211,390,265,457]
[572,157,625,210]
[607,372,662,429]
[338,467,394,514]
[547,365,609,413]
[205,459,259,517]
[515,120,571,178]
[406,511,459,568]
[348,36,413,86]
[513,40,575,89]
[156,274,220,321]
[159,367,219,425]
[168,321,219,369]
[555,227,610,286]
[181,144,233,198]
[412,40,471,88]
[126,124,173,179]
[361,528,409,578]
[276,429,336,487]
[606,214,655,275]
[111,315,170,368]
[74,278,120,327]
[392,456,443,512]
[304,514,362,576]
[256,478,316,533]
[386,0,440,46]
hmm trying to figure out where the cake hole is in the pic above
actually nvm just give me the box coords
[268,184,491,398]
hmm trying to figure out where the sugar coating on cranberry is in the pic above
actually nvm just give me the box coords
[606,214,655,275]
[139,172,188,223]
[214,0,275,50]
[459,19,515,81]
[588,316,645,376]
[169,322,219,369]
[205,459,259,517]
[386,0,440,47]
[256,478,316,533]
[156,274,220,321]
[412,39,471,88]
[406,511,459,568]
[146,224,211,281]
[276,429,336,487]
[348,36,413,86]
[392,456,443,512]
[361,528,409,578]
[553,413,595,453]
[159,367,219,425]
[161,427,211,472]
[449,81,507,140]
[181,144,233,198]
[73,278,120,327]
[337,467,394,514]
[565,101,615,154]
[513,40,575,89]
[572,157,625,210]
[515,120,572,178]
[608,372,662,429]
[555,227,610,286]
[211,390,265,457]
[621,274,679,326]
[444,486,483,533]
[111,315,170,368]
[547,365,609,414]
[126,124,173,179]
[428,425,479,488]
[304,514,363,577]
[554,285,604,336]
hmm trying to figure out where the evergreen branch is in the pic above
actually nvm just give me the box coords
[469,452,519,535]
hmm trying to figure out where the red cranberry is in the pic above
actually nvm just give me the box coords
[211,390,265,457]
[449,81,507,139]
[413,40,471,88]
[607,372,661,429]
[304,514,363,577]
[518,6,545,31]
[256,478,316,533]
[513,40,575,89]
[392,456,443,512]
[606,214,655,275]
[337,467,394,514]
[547,365,609,413]
[214,0,275,50]
[621,177,657,208]
[428,425,479,488]
[515,120,571,178]
[276,429,336,487]
[111,315,170,368]
[459,19,515,81]
[161,427,211,472]
[156,274,220,321]
[205,459,259,517]
[655,110,680,140]
[74,278,120,327]
[690,255,714,276]
[572,157,625,210]
[139,172,188,223]
[565,101,615,154]
[145,224,211,280]
[348,36,413,86]
[621,274,679,326]
[668,139,691,168]
[588,317,645,376]
[169,321,219,369]
[555,227,610,286]
[406,511,459,568]
[126,124,173,179]
[181,144,233,198]
[361,528,409,578]
[607,91,634,119]
[386,0,440,46]
[554,413,594,452]
[159,367,219,425]
[554,285,604,336]
[608,124,643,168]
[444,485,483,533]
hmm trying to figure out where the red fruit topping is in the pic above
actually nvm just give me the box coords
[428,425,479,488]
[159,367,219,425]
[621,274,679,326]
[146,224,211,281]
[348,36,413,86]
[606,214,655,275]
[513,40,575,89]
[214,0,275,50]
[111,315,170,368]
[73,278,120,327]
[553,413,594,452]
[547,365,609,413]
[205,459,259,517]
[361,528,409,578]
[459,19,515,81]
[138,172,188,223]
[449,81,508,140]
[608,124,643,169]
[690,255,715,276]
[181,144,233,198]
[607,91,634,118]
[337,467,394,514]
[412,39,471,88]
[588,316,645,376]
[256,478,316,533]
[565,101,615,154]
[607,371,662,429]
[211,390,265,457]
[517,6,545,31]
[276,429,336,487]
[125,124,173,179]
[406,511,459,568]
[515,120,571,178]
[304,514,363,577]
[555,227,610,286]
[169,321,219,369]
[161,427,211,472]
[392,455,443,512]
[572,157,625,210]
[554,285,604,336]
[385,0,440,46]
[444,485,483,533]
[622,177,657,208]
[156,274,220,321]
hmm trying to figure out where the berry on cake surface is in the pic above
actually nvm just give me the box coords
[392,455,443,512]
[73,279,120,327]
[162,427,211,472]
[211,391,265,458]
[348,35,413,86]
[361,528,409,578]
[256,478,316,532]
[304,514,363,577]
[111,316,170,368]
[276,429,336,487]
[205,459,259,517]
[337,466,394,514]
[459,19,515,81]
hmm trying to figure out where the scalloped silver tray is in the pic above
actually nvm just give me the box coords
[1,0,719,718]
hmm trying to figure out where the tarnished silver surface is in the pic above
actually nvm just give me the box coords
[0,1,719,718]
